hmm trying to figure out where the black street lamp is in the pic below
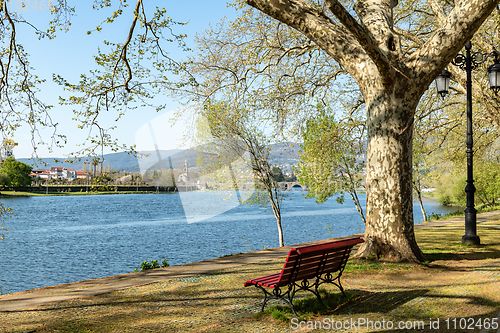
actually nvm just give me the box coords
[434,41,500,245]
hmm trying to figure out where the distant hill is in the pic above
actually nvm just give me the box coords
[269,142,301,165]
[18,150,186,173]
[18,143,303,173]
[18,153,137,173]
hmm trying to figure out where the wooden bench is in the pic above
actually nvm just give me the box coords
[244,236,364,315]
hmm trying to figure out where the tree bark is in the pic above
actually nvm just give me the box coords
[417,192,428,223]
[267,179,284,247]
[272,203,284,247]
[414,180,428,223]
[355,80,424,262]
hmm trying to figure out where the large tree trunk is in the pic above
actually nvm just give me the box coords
[356,81,425,262]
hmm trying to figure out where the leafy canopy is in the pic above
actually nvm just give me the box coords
[0,157,33,187]
[298,106,365,203]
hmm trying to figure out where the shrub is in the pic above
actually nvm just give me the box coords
[435,160,500,208]
[474,161,500,207]
[140,261,152,271]
[151,260,160,269]
[162,258,169,267]
[437,193,452,206]
[435,173,466,206]
[137,258,169,272]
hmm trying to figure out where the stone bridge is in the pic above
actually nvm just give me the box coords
[277,182,308,191]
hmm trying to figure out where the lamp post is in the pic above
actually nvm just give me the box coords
[435,41,500,245]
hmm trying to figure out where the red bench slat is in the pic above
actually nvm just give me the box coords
[280,257,347,280]
[294,237,364,253]
[244,237,364,289]
[244,272,281,288]
[279,254,346,279]
[282,251,346,269]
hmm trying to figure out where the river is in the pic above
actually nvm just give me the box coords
[0,191,459,294]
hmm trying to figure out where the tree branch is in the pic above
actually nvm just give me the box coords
[426,0,447,23]
[111,0,141,93]
[324,0,392,77]
[245,0,371,81]
[407,0,500,87]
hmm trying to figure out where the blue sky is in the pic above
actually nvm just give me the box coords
[12,1,238,158]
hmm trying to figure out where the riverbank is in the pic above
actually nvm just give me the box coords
[0,183,209,197]
[420,192,500,223]
[1,211,500,332]
[0,190,166,197]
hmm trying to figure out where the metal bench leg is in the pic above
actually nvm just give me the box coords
[330,274,347,297]
[319,272,347,297]
[254,285,298,316]
[280,286,298,316]
[254,285,272,312]
[259,286,270,312]
[312,279,326,308]
[285,284,299,316]
[289,279,327,310]
[336,279,346,297]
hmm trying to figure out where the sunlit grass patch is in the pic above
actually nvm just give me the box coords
[416,220,500,262]
[345,259,413,273]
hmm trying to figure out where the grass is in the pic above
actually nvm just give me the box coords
[258,288,354,323]
[426,207,492,222]
[475,203,500,213]
[344,258,413,273]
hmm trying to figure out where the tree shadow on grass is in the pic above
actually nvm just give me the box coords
[260,287,500,328]
[259,288,428,321]
[423,248,500,263]
[367,309,500,333]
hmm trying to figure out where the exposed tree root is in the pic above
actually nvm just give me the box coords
[354,234,425,263]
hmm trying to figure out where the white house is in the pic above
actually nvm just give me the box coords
[30,169,52,180]
[32,167,78,181]
[50,167,64,179]
[64,169,77,181]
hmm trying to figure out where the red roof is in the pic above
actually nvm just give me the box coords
[30,171,50,176]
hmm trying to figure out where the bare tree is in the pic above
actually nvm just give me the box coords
[197,102,287,247]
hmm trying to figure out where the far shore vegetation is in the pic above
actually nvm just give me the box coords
[0,190,167,197]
